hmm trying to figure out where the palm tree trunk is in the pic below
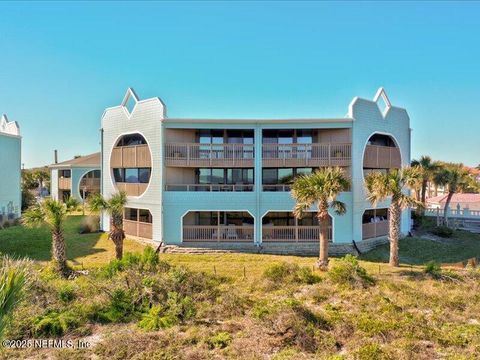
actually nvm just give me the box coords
[317,214,330,271]
[443,191,454,226]
[388,201,401,267]
[109,213,125,260]
[421,178,428,215]
[52,228,68,276]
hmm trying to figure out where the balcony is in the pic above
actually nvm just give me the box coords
[58,177,71,190]
[165,143,254,167]
[262,143,351,167]
[183,225,254,242]
[115,182,148,197]
[79,178,100,190]
[363,145,401,169]
[165,184,254,192]
[111,144,151,168]
[124,220,153,239]
[362,220,389,240]
[262,226,332,242]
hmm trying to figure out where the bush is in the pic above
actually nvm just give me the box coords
[263,262,321,286]
[140,246,159,271]
[100,248,165,278]
[424,261,442,277]
[138,305,176,330]
[33,310,79,336]
[95,289,136,323]
[58,284,75,303]
[328,255,374,288]
[431,225,453,238]
[79,216,100,234]
[207,331,232,349]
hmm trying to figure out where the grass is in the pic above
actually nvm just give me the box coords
[361,230,480,265]
[0,216,145,268]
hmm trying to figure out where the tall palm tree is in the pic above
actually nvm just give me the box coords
[22,197,79,276]
[434,163,472,224]
[88,192,127,259]
[411,156,440,210]
[365,168,421,267]
[291,167,350,270]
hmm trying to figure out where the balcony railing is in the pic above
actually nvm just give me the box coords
[183,225,254,242]
[79,178,100,189]
[58,177,71,190]
[262,226,332,242]
[111,144,151,168]
[165,143,254,167]
[363,145,401,169]
[362,220,389,240]
[124,219,153,239]
[262,184,291,192]
[116,182,148,197]
[165,184,254,192]
[262,143,351,167]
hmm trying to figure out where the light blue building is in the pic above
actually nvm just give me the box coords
[0,114,21,225]
[49,152,101,203]
[101,88,411,253]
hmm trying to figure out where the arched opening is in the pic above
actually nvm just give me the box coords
[363,133,401,172]
[110,133,152,197]
[262,211,332,242]
[79,170,101,202]
[182,211,254,242]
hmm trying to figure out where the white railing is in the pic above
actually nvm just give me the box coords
[262,226,332,242]
[183,225,254,242]
[165,143,255,167]
[425,207,480,220]
[165,184,254,192]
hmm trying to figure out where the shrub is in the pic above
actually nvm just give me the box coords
[140,247,159,271]
[354,343,384,360]
[138,305,176,330]
[33,310,79,336]
[79,215,100,234]
[58,284,75,303]
[328,255,374,288]
[96,289,136,323]
[424,261,442,278]
[207,331,232,349]
[263,262,321,286]
[431,225,453,238]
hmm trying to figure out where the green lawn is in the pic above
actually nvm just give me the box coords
[0,215,145,268]
[361,230,480,265]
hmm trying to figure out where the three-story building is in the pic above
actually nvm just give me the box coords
[101,88,411,253]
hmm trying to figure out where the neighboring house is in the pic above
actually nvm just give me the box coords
[49,153,101,203]
[100,87,411,249]
[0,114,21,225]
[427,193,480,212]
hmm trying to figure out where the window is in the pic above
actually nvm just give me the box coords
[139,209,152,223]
[197,168,254,185]
[227,169,254,184]
[125,168,139,183]
[59,170,71,178]
[138,168,151,183]
[113,168,125,182]
[124,208,138,221]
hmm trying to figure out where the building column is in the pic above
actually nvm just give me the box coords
[254,126,263,245]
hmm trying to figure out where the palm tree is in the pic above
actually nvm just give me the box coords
[22,197,79,276]
[365,168,421,267]
[411,156,440,211]
[88,192,127,259]
[291,167,350,270]
[434,163,472,224]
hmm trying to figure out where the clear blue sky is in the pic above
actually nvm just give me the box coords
[0,1,479,168]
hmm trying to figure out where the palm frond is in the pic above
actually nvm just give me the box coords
[330,200,347,215]
[21,204,45,228]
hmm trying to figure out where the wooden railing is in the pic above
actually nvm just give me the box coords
[124,219,153,239]
[116,182,148,197]
[79,178,100,189]
[111,144,151,168]
[362,220,389,240]
[165,184,254,192]
[262,226,332,242]
[262,143,351,167]
[363,145,401,169]
[183,225,254,242]
[58,177,71,190]
[165,143,254,167]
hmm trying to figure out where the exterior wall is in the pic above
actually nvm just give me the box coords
[72,167,101,202]
[0,133,21,221]
[50,169,59,201]
[349,96,411,241]
[101,94,165,243]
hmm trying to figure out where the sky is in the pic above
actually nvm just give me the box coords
[0,1,479,168]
